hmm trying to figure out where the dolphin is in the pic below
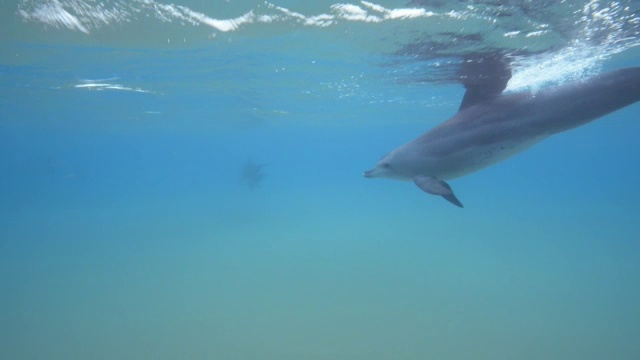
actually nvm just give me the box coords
[239,158,267,190]
[364,56,640,207]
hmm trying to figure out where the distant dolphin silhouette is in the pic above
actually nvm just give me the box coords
[364,55,640,207]
[239,159,267,190]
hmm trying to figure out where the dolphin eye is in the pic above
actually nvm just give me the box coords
[381,162,391,169]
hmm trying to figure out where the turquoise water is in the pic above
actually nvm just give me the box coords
[2,1,640,359]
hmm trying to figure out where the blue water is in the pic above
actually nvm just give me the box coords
[2,1,640,359]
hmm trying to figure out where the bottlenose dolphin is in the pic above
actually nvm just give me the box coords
[364,56,640,207]
[239,158,267,190]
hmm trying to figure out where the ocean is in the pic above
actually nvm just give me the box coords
[1,1,640,359]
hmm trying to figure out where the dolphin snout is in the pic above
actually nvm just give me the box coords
[363,169,376,178]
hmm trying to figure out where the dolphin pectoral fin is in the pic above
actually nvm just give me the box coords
[441,193,464,208]
[413,176,464,208]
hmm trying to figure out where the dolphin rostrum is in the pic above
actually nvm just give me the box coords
[364,56,640,207]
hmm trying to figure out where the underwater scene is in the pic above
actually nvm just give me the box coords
[1,0,640,359]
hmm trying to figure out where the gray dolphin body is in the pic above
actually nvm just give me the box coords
[364,66,640,207]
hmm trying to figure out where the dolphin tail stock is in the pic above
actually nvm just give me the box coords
[413,176,464,208]
[575,66,640,114]
[535,67,640,134]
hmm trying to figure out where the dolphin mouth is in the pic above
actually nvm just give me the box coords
[363,169,375,178]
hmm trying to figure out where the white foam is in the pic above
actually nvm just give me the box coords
[17,0,450,33]
[182,7,255,32]
[507,0,640,92]
[525,30,548,37]
[19,0,90,33]
[74,81,151,93]
[331,4,381,22]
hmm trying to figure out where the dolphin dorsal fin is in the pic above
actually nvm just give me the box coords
[458,54,512,111]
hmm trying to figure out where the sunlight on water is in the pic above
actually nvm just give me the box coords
[9,0,640,95]
[15,0,486,34]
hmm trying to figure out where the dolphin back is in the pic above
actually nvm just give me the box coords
[536,67,640,134]
[581,67,640,112]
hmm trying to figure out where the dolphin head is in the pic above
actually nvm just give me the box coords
[363,149,416,181]
[363,161,391,179]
